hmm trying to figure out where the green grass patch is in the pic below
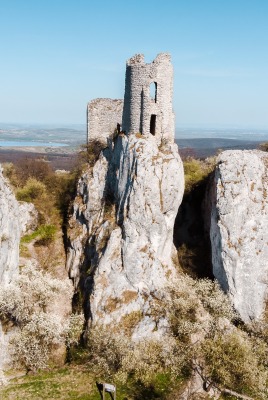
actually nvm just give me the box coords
[0,367,96,400]
[21,224,57,246]
[0,367,187,400]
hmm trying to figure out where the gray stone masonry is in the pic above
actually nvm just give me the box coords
[87,98,123,145]
[122,53,175,144]
[87,53,175,146]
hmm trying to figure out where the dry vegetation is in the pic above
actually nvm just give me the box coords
[183,156,216,194]
[259,142,268,152]
[1,152,268,399]
[66,275,268,399]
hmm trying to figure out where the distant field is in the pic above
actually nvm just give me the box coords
[0,123,86,148]
[176,126,268,157]
[0,124,85,170]
[176,137,263,158]
[0,149,78,171]
[0,124,267,168]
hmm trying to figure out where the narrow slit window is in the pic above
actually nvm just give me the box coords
[150,82,157,102]
[150,114,156,135]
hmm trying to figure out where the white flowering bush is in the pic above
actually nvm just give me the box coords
[87,327,129,377]
[194,278,236,321]
[87,327,188,385]
[0,262,70,324]
[10,312,66,371]
[200,330,268,399]
[65,313,84,347]
[0,262,84,372]
[0,369,7,386]
[116,336,189,385]
[85,276,268,398]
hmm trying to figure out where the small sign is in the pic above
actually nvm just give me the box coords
[104,383,116,393]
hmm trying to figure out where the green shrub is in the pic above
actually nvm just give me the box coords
[183,157,215,193]
[35,224,57,245]
[16,178,46,202]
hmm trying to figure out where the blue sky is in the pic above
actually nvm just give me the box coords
[0,0,267,128]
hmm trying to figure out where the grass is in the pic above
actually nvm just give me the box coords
[0,367,97,400]
[0,367,186,400]
[21,225,57,246]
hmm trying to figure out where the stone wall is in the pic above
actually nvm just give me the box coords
[87,98,123,145]
[122,53,175,144]
[87,53,175,146]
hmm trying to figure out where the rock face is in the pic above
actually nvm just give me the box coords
[209,150,268,322]
[0,167,21,285]
[67,134,184,337]
[18,202,38,235]
[0,167,22,373]
[0,166,38,372]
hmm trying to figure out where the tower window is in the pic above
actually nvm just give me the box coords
[150,114,156,135]
[150,82,157,102]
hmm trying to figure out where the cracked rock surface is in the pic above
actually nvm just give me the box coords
[67,134,184,337]
[0,166,38,286]
[0,167,21,285]
[209,150,268,322]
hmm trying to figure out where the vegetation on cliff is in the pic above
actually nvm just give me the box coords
[1,151,268,400]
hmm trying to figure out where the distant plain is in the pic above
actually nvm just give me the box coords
[0,124,267,168]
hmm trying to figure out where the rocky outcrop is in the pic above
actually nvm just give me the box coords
[0,167,38,286]
[18,202,38,235]
[0,167,21,285]
[209,150,268,322]
[67,134,184,337]
[1,197,39,371]
[0,167,21,373]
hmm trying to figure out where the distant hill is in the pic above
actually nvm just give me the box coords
[176,137,262,158]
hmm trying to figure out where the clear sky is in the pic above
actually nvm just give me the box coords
[0,0,267,127]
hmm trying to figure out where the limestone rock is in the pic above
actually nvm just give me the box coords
[0,167,21,373]
[18,202,38,235]
[209,150,268,322]
[0,167,21,285]
[67,134,184,337]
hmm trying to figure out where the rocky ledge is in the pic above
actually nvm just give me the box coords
[67,134,184,338]
[209,150,268,322]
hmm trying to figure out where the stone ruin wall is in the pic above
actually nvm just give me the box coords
[87,53,175,145]
[87,98,123,145]
[122,53,175,144]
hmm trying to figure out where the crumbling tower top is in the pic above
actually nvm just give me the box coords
[122,53,175,144]
[87,53,175,145]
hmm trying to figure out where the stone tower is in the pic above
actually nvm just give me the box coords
[122,53,175,144]
[87,53,175,145]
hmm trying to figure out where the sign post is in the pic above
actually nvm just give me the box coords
[97,382,116,400]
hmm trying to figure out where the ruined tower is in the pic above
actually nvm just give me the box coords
[87,53,175,145]
[122,53,174,143]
